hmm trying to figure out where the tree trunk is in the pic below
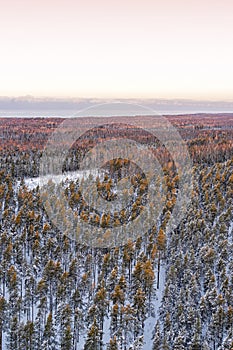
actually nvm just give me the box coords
[0,324,2,350]
[157,251,160,289]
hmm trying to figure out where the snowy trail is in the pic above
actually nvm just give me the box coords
[143,264,166,350]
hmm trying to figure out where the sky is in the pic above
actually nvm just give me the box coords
[0,0,233,100]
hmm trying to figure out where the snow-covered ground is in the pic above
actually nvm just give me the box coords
[76,264,166,350]
[143,264,166,350]
[23,169,100,190]
[15,171,167,349]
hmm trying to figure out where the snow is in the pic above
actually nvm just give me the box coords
[103,314,111,347]
[23,169,100,190]
[142,264,166,350]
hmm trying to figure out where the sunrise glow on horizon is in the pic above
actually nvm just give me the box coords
[1,0,233,100]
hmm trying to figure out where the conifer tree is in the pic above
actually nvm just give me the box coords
[84,318,102,350]
[152,321,161,350]
[107,336,118,350]
[42,313,57,350]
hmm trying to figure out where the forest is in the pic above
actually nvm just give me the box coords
[0,114,232,350]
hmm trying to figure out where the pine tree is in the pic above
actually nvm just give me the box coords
[121,304,135,349]
[129,335,144,349]
[142,260,154,305]
[107,336,118,350]
[84,318,102,350]
[173,332,186,350]
[42,313,57,350]
[112,285,125,305]
[59,304,73,350]
[202,341,211,350]
[61,325,72,350]
[133,288,146,337]
[161,335,170,350]
[94,281,109,340]
[190,332,202,350]
[7,316,19,350]
[23,321,34,350]
[156,228,166,288]
[0,297,7,350]
[152,321,161,350]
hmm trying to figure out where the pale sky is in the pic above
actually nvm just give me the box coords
[0,0,233,100]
